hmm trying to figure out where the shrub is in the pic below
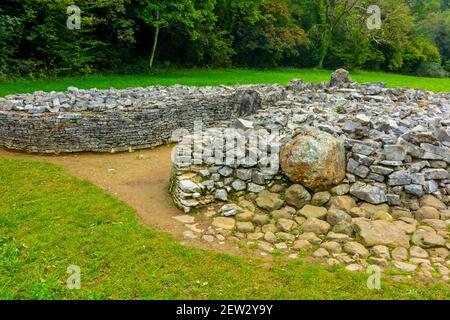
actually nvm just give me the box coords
[415,62,449,78]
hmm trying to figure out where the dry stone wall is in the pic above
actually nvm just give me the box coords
[0,85,283,153]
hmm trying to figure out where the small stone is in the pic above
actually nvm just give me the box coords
[421,219,447,232]
[256,190,284,211]
[327,258,341,266]
[293,240,312,251]
[253,214,270,226]
[326,209,352,225]
[331,184,350,196]
[236,222,255,233]
[384,145,406,161]
[202,235,215,242]
[394,261,417,272]
[326,232,350,243]
[332,221,354,236]
[372,211,394,222]
[330,196,357,212]
[275,243,288,251]
[414,206,440,221]
[277,218,296,232]
[285,184,311,209]
[313,248,330,258]
[350,182,387,204]
[173,215,196,224]
[212,217,236,230]
[368,257,389,267]
[419,195,446,210]
[346,264,363,272]
[372,245,391,259]
[247,232,264,241]
[218,166,233,177]
[311,191,331,206]
[236,169,252,181]
[271,206,296,219]
[247,183,265,193]
[257,241,275,253]
[183,230,198,239]
[410,246,429,259]
[392,247,409,261]
[214,189,228,201]
[220,204,242,217]
[179,180,201,193]
[231,179,246,191]
[344,242,370,258]
[262,223,277,233]
[297,232,322,244]
[264,232,277,243]
[298,205,328,220]
[321,241,342,254]
[412,228,445,248]
[235,211,255,222]
[302,218,331,235]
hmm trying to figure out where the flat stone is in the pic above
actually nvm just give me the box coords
[247,183,265,193]
[384,145,406,161]
[410,246,429,259]
[173,215,196,224]
[388,170,412,186]
[311,191,331,206]
[253,214,270,226]
[212,217,236,230]
[350,182,387,204]
[256,190,284,211]
[264,231,277,243]
[313,248,330,258]
[372,245,391,259]
[414,206,440,221]
[321,241,342,254]
[297,232,322,244]
[330,195,357,212]
[231,179,246,191]
[277,218,296,232]
[344,241,370,258]
[183,230,198,239]
[302,218,331,235]
[412,228,445,248]
[346,264,363,272]
[220,203,242,217]
[392,247,409,261]
[293,240,312,251]
[214,189,228,201]
[236,221,255,233]
[420,195,446,210]
[326,232,350,243]
[326,209,352,225]
[179,180,201,193]
[353,220,410,248]
[271,206,296,219]
[235,211,255,222]
[285,184,311,209]
[257,241,275,253]
[298,205,327,220]
[394,261,417,272]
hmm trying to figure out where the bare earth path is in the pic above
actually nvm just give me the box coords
[0,146,246,255]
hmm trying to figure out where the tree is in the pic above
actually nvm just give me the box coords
[136,0,199,68]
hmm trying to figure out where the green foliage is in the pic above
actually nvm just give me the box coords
[0,0,448,78]
[416,62,449,77]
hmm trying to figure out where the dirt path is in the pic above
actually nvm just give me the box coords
[0,146,245,255]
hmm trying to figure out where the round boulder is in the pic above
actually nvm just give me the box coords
[280,129,346,191]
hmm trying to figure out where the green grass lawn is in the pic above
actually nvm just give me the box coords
[1,69,449,97]
[0,157,448,300]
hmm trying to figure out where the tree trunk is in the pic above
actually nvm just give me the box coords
[149,12,160,69]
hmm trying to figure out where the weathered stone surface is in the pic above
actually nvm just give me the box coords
[256,190,284,211]
[394,261,417,272]
[212,217,236,230]
[302,218,331,234]
[344,241,370,258]
[350,182,387,204]
[293,240,312,251]
[326,209,352,226]
[280,129,346,191]
[392,247,409,261]
[353,220,410,248]
[271,206,296,219]
[330,196,357,212]
[277,218,296,232]
[330,68,352,87]
[311,191,331,206]
[412,228,445,248]
[236,222,255,233]
[298,205,327,220]
[419,195,446,210]
[285,184,311,209]
[414,207,441,221]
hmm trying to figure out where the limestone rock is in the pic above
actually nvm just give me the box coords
[302,217,331,235]
[411,228,445,248]
[353,220,410,248]
[280,129,346,191]
[212,217,236,230]
[285,184,311,209]
[344,241,370,258]
[298,205,327,220]
[256,190,284,211]
[350,181,387,204]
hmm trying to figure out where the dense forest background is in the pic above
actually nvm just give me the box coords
[0,0,449,79]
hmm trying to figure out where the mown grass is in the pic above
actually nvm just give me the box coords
[0,68,449,97]
[0,157,449,300]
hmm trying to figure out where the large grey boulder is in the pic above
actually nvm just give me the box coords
[280,129,346,191]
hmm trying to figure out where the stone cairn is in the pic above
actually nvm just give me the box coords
[171,70,450,281]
